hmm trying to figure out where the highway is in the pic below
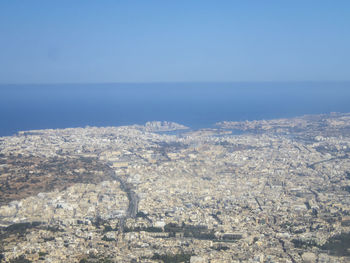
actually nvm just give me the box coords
[107,168,139,231]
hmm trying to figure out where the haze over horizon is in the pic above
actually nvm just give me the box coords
[1,1,349,84]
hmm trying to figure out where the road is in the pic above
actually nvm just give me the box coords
[107,169,139,231]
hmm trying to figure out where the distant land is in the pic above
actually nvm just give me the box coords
[1,82,350,137]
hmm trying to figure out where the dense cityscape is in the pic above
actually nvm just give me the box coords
[0,114,350,262]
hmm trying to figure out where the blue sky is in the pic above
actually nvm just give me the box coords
[0,1,349,83]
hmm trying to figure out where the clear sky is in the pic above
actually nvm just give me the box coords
[0,1,349,83]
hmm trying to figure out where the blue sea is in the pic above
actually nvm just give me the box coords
[0,82,350,137]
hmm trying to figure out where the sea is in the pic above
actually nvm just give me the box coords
[0,82,350,137]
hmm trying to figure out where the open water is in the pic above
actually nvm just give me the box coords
[0,82,350,136]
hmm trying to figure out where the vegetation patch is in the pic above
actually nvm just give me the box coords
[9,255,32,263]
[321,232,350,256]
[151,253,192,263]
[123,226,163,233]
[291,238,318,248]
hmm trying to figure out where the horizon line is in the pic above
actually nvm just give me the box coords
[1,80,350,86]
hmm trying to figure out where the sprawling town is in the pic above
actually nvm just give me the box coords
[0,114,350,263]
